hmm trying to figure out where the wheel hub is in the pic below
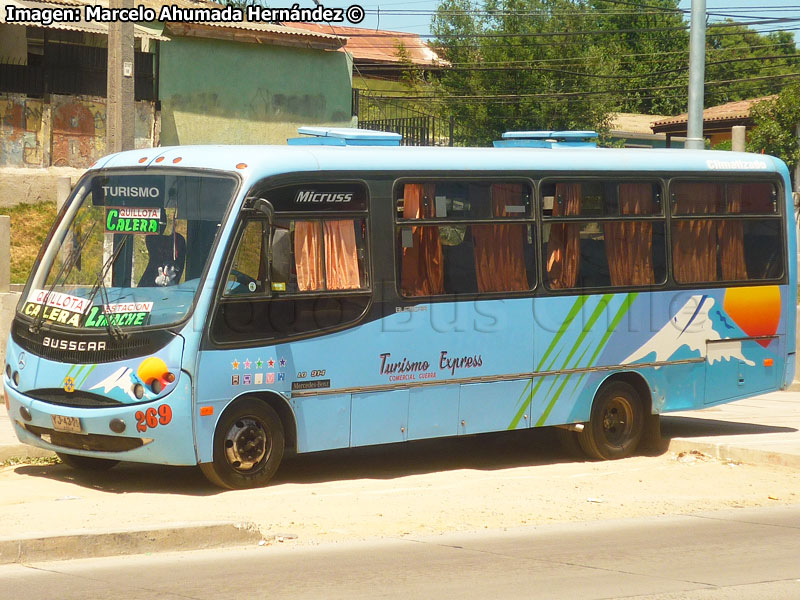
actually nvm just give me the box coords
[224,417,268,471]
[602,397,632,446]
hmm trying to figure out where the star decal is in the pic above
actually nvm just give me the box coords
[267,358,275,368]
[279,357,287,368]
[243,359,252,370]
[232,359,240,370]
[255,358,263,369]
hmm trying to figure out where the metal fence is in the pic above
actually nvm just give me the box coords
[0,44,156,101]
[355,90,453,146]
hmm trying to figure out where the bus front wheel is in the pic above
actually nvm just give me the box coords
[578,381,644,460]
[200,399,285,489]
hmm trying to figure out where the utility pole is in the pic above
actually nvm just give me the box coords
[685,0,706,150]
[106,0,135,153]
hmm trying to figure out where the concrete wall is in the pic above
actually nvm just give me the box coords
[159,37,353,146]
[0,93,158,169]
[0,95,46,167]
[0,292,21,368]
[0,25,27,64]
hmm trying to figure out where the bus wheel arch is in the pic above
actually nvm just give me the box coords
[577,373,651,460]
[200,396,286,489]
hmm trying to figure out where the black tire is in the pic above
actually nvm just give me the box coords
[56,452,119,471]
[200,399,284,490]
[577,381,644,460]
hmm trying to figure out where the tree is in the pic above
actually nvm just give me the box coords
[747,82,800,189]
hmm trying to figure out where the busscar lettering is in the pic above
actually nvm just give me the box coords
[43,337,107,352]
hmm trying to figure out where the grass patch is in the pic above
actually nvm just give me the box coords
[0,455,60,468]
[3,201,57,283]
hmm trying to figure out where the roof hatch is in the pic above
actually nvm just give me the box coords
[493,130,599,148]
[287,127,403,147]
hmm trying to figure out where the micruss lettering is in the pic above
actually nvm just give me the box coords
[295,191,353,203]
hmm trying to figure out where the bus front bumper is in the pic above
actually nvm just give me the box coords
[3,378,198,466]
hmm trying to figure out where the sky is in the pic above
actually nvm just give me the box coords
[326,0,800,42]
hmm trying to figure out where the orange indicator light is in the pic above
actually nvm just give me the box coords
[200,406,214,417]
[173,157,182,164]
[763,358,774,367]
[236,163,248,170]
[138,157,147,164]
[155,156,165,163]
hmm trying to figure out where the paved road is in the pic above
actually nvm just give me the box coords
[3,505,799,600]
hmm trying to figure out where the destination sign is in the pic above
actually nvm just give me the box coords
[105,207,162,234]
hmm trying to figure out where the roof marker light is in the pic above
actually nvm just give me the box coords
[155,156,165,163]
[288,126,402,146]
[494,130,599,149]
[236,163,248,170]
[138,157,147,163]
[173,157,182,164]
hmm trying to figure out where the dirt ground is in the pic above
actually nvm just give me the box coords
[1,428,798,546]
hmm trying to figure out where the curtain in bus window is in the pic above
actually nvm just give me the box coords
[672,182,721,283]
[603,183,655,286]
[294,221,323,291]
[401,183,444,296]
[324,220,361,290]
[718,184,748,280]
[472,183,529,292]
[546,183,581,289]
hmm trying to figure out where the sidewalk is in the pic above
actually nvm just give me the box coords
[1,389,798,565]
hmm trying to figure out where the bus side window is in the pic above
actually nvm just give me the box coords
[224,220,266,295]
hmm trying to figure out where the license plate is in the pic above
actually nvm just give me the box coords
[51,414,82,434]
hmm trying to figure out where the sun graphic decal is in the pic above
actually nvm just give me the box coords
[723,286,781,348]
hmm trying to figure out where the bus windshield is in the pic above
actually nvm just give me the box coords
[20,172,237,331]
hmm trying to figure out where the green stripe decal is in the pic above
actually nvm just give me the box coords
[77,364,97,389]
[535,293,638,427]
[508,296,589,430]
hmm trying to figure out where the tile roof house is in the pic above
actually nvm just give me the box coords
[651,96,777,147]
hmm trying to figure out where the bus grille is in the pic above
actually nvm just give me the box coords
[27,389,124,408]
[11,319,175,364]
[24,425,148,453]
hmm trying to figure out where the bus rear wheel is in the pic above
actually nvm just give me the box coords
[200,399,284,490]
[56,452,119,471]
[578,381,644,460]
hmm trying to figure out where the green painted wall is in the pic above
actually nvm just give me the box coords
[159,36,354,145]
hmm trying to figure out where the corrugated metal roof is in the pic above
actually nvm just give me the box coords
[288,23,447,66]
[1,0,169,40]
[169,20,345,42]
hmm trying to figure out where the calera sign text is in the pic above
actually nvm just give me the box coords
[105,207,161,234]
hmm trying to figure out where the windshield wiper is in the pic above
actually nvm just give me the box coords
[30,221,96,334]
[83,236,132,341]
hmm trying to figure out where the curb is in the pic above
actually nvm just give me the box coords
[0,522,265,565]
[666,438,800,470]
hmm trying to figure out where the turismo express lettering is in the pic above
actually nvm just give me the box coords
[379,350,483,382]
[4,4,365,26]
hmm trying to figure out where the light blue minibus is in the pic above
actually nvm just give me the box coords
[3,128,796,488]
